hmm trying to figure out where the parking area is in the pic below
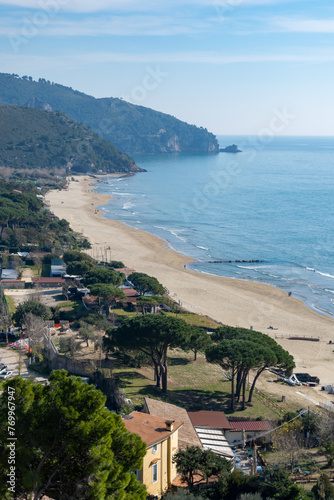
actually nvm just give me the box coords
[5,287,64,307]
[0,347,49,384]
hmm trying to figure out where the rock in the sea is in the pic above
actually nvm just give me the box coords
[219,144,242,153]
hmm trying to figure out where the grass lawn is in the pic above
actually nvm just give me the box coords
[4,294,16,314]
[111,308,138,318]
[109,309,220,329]
[110,349,295,421]
[164,312,219,329]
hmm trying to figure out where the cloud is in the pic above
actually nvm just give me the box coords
[0,0,146,13]
[3,49,334,70]
[0,0,299,13]
[78,50,334,64]
[274,18,334,33]
[0,15,210,37]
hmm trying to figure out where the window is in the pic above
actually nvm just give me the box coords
[152,443,158,454]
[131,470,139,480]
[152,462,158,484]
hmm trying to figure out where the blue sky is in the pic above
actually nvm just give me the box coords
[1,0,334,136]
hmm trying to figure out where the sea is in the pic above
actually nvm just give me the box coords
[94,135,334,319]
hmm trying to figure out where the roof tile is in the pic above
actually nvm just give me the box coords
[122,411,183,447]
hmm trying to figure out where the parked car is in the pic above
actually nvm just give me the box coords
[0,332,20,343]
[0,371,13,379]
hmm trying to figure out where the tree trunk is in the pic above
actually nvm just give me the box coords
[241,371,248,410]
[194,349,197,361]
[153,361,161,388]
[161,365,167,393]
[248,367,265,402]
[161,347,168,393]
[231,367,235,411]
[235,369,242,401]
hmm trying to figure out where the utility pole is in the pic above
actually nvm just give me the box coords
[306,406,310,448]
[252,441,257,475]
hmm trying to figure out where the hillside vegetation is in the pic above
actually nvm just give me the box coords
[0,178,90,251]
[0,105,142,181]
[0,73,219,154]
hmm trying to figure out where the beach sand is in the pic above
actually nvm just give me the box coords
[46,176,334,408]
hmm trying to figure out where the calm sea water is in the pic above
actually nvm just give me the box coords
[95,135,334,318]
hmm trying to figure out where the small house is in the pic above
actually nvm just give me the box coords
[123,411,183,499]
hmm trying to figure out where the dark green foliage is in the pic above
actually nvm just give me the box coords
[200,466,308,500]
[184,326,212,360]
[0,371,147,499]
[66,259,95,276]
[0,73,219,154]
[63,250,94,264]
[128,272,165,296]
[109,260,125,269]
[89,284,126,316]
[207,326,295,410]
[108,314,191,392]
[63,251,107,277]
[0,103,140,178]
[0,178,89,250]
[12,300,52,327]
[84,267,126,286]
[312,473,334,500]
[251,466,307,500]
[173,446,232,490]
[42,253,61,264]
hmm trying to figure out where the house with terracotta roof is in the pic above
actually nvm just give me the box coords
[188,411,231,431]
[32,277,66,288]
[120,287,140,306]
[143,397,202,450]
[188,411,234,460]
[122,411,183,499]
[225,420,272,445]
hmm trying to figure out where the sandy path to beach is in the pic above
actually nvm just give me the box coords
[46,177,334,404]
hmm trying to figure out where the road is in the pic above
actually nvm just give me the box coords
[0,347,49,384]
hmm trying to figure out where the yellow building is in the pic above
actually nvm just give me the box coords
[123,411,183,499]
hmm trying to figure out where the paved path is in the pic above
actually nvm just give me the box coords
[0,347,49,384]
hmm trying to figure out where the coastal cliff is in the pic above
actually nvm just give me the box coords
[0,105,142,182]
[0,73,219,155]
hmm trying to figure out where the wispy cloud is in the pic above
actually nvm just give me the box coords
[3,49,334,69]
[274,18,334,33]
[77,50,334,64]
[0,14,210,37]
[0,0,302,13]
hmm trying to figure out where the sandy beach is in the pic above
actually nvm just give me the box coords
[46,176,334,406]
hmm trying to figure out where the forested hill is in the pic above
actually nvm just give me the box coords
[0,178,90,251]
[0,105,142,180]
[0,73,219,155]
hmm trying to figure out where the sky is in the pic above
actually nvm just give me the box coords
[1,0,334,136]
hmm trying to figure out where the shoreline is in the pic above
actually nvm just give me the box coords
[46,175,334,392]
[93,175,334,322]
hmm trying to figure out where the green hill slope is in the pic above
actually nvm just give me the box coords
[0,105,142,181]
[0,73,219,154]
[0,177,90,251]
